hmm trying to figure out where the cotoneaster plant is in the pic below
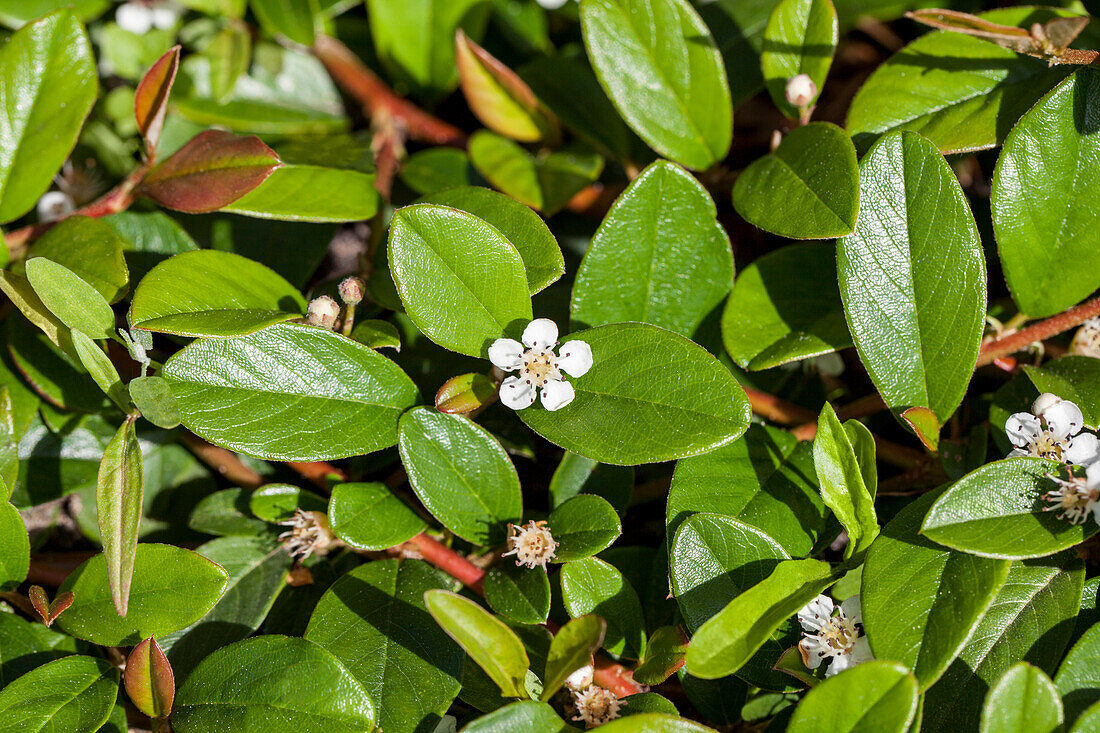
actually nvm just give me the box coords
[0,1,1099,732]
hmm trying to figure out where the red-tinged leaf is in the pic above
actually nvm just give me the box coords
[901,406,941,453]
[27,586,75,626]
[140,130,281,213]
[435,372,497,415]
[134,45,180,152]
[47,591,74,623]
[97,416,144,617]
[124,637,175,719]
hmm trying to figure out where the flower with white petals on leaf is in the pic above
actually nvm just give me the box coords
[797,594,873,677]
[489,318,592,412]
[571,685,622,728]
[502,520,557,569]
[1006,393,1100,466]
[1042,462,1100,525]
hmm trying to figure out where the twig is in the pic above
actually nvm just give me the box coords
[977,294,1100,367]
[743,387,816,425]
[181,433,264,490]
[396,533,485,593]
[285,460,348,491]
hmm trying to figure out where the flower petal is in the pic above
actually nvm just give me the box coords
[1006,413,1041,448]
[487,338,524,371]
[1087,461,1100,489]
[556,340,593,378]
[499,375,536,410]
[825,654,852,677]
[840,595,862,625]
[1066,432,1100,467]
[540,378,575,411]
[849,636,874,665]
[1032,392,1063,415]
[798,639,825,669]
[1043,400,1084,440]
[797,595,834,631]
[522,318,559,349]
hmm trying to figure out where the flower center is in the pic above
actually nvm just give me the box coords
[1033,432,1065,461]
[818,616,859,654]
[522,348,561,387]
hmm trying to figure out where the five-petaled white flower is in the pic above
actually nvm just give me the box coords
[1006,393,1100,466]
[797,594,873,677]
[488,318,592,411]
[1042,462,1100,525]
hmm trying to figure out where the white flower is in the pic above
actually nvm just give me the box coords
[1071,317,1100,358]
[278,509,340,560]
[536,0,572,8]
[565,664,594,691]
[502,520,558,569]
[306,295,340,329]
[785,74,818,108]
[36,191,73,223]
[571,685,622,728]
[489,318,592,412]
[797,594,873,677]
[1006,393,1099,466]
[116,0,182,34]
[1042,462,1100,525]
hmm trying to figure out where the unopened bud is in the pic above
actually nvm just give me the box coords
[36,191,74,223]
[124,637,175,719]
[307,295,340,329]
[785,74,817,109]
[565,664,594,691]
[338,276,365,306]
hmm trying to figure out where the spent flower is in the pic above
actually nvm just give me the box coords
[1071,317,1100,358]
[797,594,873,677]
[502,520,557,569]
[279,509,339,561]
[1006,393,1099,466]
[571,685,622,728]
[36,191,73,223]
[1042,462,1100,525]
[489,318,592,411]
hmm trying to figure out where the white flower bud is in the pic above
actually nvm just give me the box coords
[116,2,154,34]
[338,276,365,306]
[565,664,594,691]
[307,295,340,329]
[36,191,74,223]
[785,74,818,108]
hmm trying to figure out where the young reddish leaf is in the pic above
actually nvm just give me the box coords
[140,130,281,213]
[124,637,175,719]
[28,586,75,627]
[134,45,181,152]
[435,373,497,415]
[901,406,941,453]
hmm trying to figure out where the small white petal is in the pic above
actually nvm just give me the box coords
[797,595,834,631]
[522,318,558,349]
[487,338,524,371]
[116,3,154,33]
[150,5,179,29]
[799,638,826,669]
[848,636,874,665]
[1006,413,1041,448]
[36,191,74,223]
[565,665,594,690]
[1009,447,1029,458]
[499,376,536,410]
[825,654,852,677]
[1065,432,1100,467]
[540,379,575,411]
[1032,393,1063,415]
[840,595,862,625]
[1042,400,1084,440]
[1086,461,1100,489]
[555,340,593,378]
[536,0,570,8]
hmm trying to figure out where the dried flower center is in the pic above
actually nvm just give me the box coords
[522,348,560,387]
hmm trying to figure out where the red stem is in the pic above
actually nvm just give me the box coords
[402,533,485,593]
[977,294,1100,367]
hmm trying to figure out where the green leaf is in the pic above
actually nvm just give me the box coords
[221,165,379,223]
[787,661,919,733]
[846,8,1073,154]
[0,612,80,686]
[128,376,181,429]
[862,489,1010,689]
[70,331,129,412]
[349,319,401,351]
[571,160,733,337]
[305,559,463,733]
[580,0,732,169]
[250,0,317,45]
[203,25,251,103]
[993,70,1100,317]
[398,406,521,546]
[96,417,144,616]
[549,451,633,515]
[419,186,564,294]
[0,1,109,28]
[922,457,1097,560]
[594,714,715,732]
[760,0,838,119]
[424,589,530,699]
[0,655,118,733]
[0,501,28,591]
[328,481,426,550]
[388,203,532,357]
[837,131,986,423]
[921,554,1084,733]
[129,249,306,337]
[732,123,857,239]
[548,495,622,562]
[462,701,571,733]
[0,272,76,363]
[541,614,606,701]
[399,148,485,196]
[633,626,688,686]
[1072,703,1100,733]
[484,563,552,625]
[25,259,115,341]
[684,558,833,680]
[1055,622,1100,726]
[520,323,752,465]
[189,488,269,537]
[1024,357,1100,430]
[163,323,419,461]
[560,556,647,660]
[0,10,97,223]
[248,483,325,523]
[0,390,16,499]
[25,217,129,303]
[56,543,229,646]
[103,211,199,285]
[981,662,1063,733]
[173,635,375,733]
[813,404,878,561]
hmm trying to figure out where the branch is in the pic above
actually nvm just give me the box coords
[977,294,1100,367]
[181,433,264,490]
[743,387,817,424]
[397,532,485,593]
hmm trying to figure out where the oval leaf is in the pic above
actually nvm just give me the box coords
[0,655,118,733]
[135,45,180,150]
[25,259,115,340]
[96,417,144,617]
[0,500,29,592]
[221,165,379,223]
[760,0,838,119]
[548,494,622,562]
[328,481,426,551]
[787,660,919,733]
[560,557,647,661]
[484,563,552,626]
[981,662,1063,733]
[1055,622,1100,727]
[541,615,606,701]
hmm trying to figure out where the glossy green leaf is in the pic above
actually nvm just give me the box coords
[548,495,621,562]
[388,203,532,357]
[0,500,28,591]
[56,544,230,646]
[425,589,530,698]
[128,376,181,429]
[350,320,401,351]
[596,713,715,731]
[787,661,918,733]
[981,662,1063,733]
[189,488,269,537]
[813,403,878,561]
[541,614,606,701]
[684,558,833,679]
[1055,622,1100,726]
[25,217,129,303]
[862,489,1010,689]
[484,563,551,625]
[461,701,570,733]
[732,123,857,239]
[1024,357,1100,430]
[571,160,732,337]
[0,271,77,364]
[420,186,564,294]
[760,0,838,119]
[922,457,1097,560]
[1072,702,1100,733]
[250,0,317,45]
[70,331,128,412]
[0,10,97,223]
[580,0,732,169]
[328,481,426,551]
[25,259,115,341]
[0,390,15,499]
[668,424,827,557]
[520,323,752,465]
[173,635,374,733]
[248,483,325,523]
[633,626,688,686]
[0,655,118,733]
[993,69,1100,318]
[399,148,485,196]
[0,612,80,686]
[837,131,986,423]
[549,451,633,515]
[922,554,1084,733]
[129,249,305,337]
[222,165,379,223]
[398,407,521,546]
[306,559,463,733]
[561,556,646,660]
[96,417,144,616]
[163,323,419,461]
